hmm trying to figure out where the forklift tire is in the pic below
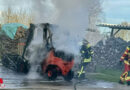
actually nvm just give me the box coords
[127,81,130,86]
[47,68,57,80]
[64,70,74,81]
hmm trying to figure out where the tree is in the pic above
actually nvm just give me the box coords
[1,7,33,26]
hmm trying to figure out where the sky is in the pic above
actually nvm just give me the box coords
[0,0,130,30]
[0,0,130,24]
[102,0,130,24]
[99,0,130,33]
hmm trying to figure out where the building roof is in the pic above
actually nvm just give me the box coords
[97,23,130,30]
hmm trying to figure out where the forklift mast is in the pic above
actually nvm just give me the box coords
[22,23,53,58]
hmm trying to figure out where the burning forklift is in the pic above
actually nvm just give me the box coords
[1,23,74,81]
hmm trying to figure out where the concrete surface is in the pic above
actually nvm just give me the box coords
[0,66,130,90]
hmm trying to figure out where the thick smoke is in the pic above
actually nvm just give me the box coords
[31,0,58,23]
[25,24,48,79]
[0,0,102,55]
[52,0,102,55]
[0,0,102,78]
[0,0,32,11]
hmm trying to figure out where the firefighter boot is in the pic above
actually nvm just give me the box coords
[119,79,124,85]
[76,66,86,80]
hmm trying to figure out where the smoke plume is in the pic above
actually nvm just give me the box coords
[31,0,102,55]
[52,0,102,54]
[0,0,102,80]
[0,0,102,55]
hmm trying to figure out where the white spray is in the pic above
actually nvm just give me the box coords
[0,0,102,54]
[0,0,102,78]
[25,24,48,79]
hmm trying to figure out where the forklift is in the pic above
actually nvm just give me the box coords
[1,23,74,81]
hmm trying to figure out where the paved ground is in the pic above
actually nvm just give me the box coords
[0,66,130,90]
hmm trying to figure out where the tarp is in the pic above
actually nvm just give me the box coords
[0,31,2,35]
[1,23,28,39]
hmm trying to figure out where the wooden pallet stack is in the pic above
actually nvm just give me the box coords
[15,26,28,56]
[0,26,28,57]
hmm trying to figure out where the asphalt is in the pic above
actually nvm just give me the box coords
[0,65,130,90]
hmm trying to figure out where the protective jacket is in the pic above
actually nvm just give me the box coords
[80,43,93,63]
[120,46,130,83]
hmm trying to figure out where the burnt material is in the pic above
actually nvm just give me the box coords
[1,54,30,74]
[87,37,130,72]
[54,50,74,61]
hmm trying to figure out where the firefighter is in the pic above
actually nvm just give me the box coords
[77,39,93,79]
[119,46,130,85]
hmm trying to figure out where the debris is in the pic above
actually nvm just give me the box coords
[87,37,129,71]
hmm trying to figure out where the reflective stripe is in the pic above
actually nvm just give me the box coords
[125,72,130,81]
[77,71,85,74]
[78,71,85,74]
[78,66,85,77]
[121,71,127,77]
[81,51,85,53]
[127,47,130,50]
[128,53,130,56]
[120,72,128,82]
[125,76,130,81]
[124,60,130,65]
[120,77,125,82]
[125,51,128,54]
[87,44,91,48]
[84,57,91,62]
[120,71,130,81]
[91,51,94,54]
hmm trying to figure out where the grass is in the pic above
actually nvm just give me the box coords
[87,69,122,82]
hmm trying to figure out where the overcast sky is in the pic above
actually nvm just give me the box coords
[0,0,130,24]
[102,0,130,24]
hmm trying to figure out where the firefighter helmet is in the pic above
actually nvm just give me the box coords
[83,39,88,44]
